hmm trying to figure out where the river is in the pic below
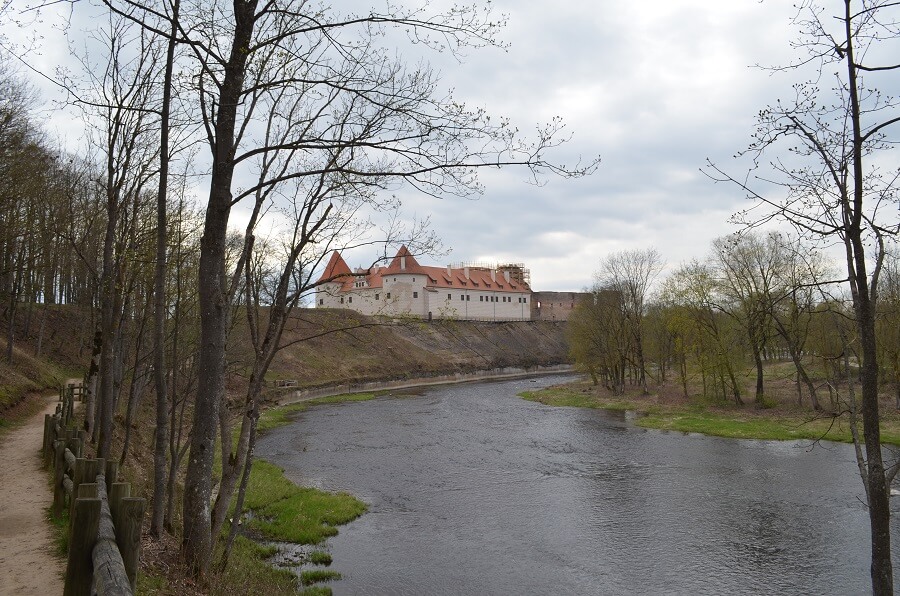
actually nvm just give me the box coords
[256,375,900,595]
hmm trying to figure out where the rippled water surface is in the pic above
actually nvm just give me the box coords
[256,376,900,595]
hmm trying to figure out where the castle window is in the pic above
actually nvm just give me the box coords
[413,291,418,298]
[340,297,344,304]
[480,296,483,302]
[523,297,527,303]
[348,297,352,303]
[448,293,452,300]
[375,294,379,300]
[460,295,464,301]
[387,292,391,299]
[319,298,324,305]
[466,295,470,301]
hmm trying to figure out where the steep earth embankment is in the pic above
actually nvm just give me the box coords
[254,309,570,390]
[0,305,571,412]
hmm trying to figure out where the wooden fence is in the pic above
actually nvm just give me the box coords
[43,383,146,596]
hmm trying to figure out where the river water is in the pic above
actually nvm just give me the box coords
[256,375,900,595]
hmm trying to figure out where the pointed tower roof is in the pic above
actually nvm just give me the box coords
[317,250,352,283]
[383,245,426,274]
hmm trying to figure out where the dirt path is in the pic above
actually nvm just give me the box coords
[0,396,64,595]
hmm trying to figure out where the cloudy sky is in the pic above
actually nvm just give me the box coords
[3,0,831,291]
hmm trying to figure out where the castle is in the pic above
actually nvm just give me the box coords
[315,246,533,321]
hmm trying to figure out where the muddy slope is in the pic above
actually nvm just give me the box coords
[263,309,569,389]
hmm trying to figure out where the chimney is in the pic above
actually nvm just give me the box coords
[400,256,406,270]
[464,267,470,279]
[447,265,452,277]
[490,269,497,283]
[503,270,510,283]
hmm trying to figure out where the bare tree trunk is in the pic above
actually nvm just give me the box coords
[843,3,892,588]
[752,344,764,404]
[84,327,101,439]
[183,1,258,573]
[151,0,178,539]
[97,188,118,460]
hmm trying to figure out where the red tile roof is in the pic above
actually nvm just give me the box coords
[319,246,531,293]
[317,251,352,283]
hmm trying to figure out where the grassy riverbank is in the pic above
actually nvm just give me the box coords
[520,380,900,446]
[139,394,374,596]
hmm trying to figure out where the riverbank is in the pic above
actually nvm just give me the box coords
[279,364,574,405]
[137,394,374,595]
[520,378,900,445]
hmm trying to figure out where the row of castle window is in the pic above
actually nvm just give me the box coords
[445,294,527,304]
[325,292,527,305]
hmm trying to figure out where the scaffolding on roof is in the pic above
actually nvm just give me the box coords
[449,261,531,287]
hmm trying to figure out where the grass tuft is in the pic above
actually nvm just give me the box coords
[47,506,69,556]
[300,569,342,586]
[308,550,333,566]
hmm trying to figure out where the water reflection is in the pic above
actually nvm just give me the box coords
[257,376,897,595]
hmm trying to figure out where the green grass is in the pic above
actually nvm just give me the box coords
[257,402,310,433]
[307,392,376,406]
[520,387,638,411]
[135,571,168,595]
[640,411,840,441]
[300,569,342,586]
[300,586,333,596]
[208,536,299,596]
[203,393,373,592]
[244,460,367,544]
[256,392,378,434]
[520,384,900,446]
[47,506,69,557]
[308,550,333,566]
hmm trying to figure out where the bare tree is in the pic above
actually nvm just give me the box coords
[596,248,664,393]
[712,233,782,405]
[661,260,745,404]
[707,2,900,591]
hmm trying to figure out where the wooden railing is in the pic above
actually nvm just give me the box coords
[43,383,146,596]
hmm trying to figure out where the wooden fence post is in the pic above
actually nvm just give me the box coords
[42,414,54,467]
[105,460,119,493]
[116,497,145,592]
[64,497,100,596]
[109,483,131,521]
[77,483,97,500]
[52,439,66,518]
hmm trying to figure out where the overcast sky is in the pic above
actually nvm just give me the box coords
[3,0,832,291]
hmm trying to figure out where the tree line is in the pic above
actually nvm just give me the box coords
[570,239,900,410]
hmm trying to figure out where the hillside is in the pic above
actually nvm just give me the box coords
[0,305,94,414]
[249,308,570,390]
[0,305,571,416]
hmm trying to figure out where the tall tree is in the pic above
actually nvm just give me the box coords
[712,232,782,405]
[708,2,900,591]
[596,248,664,393]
